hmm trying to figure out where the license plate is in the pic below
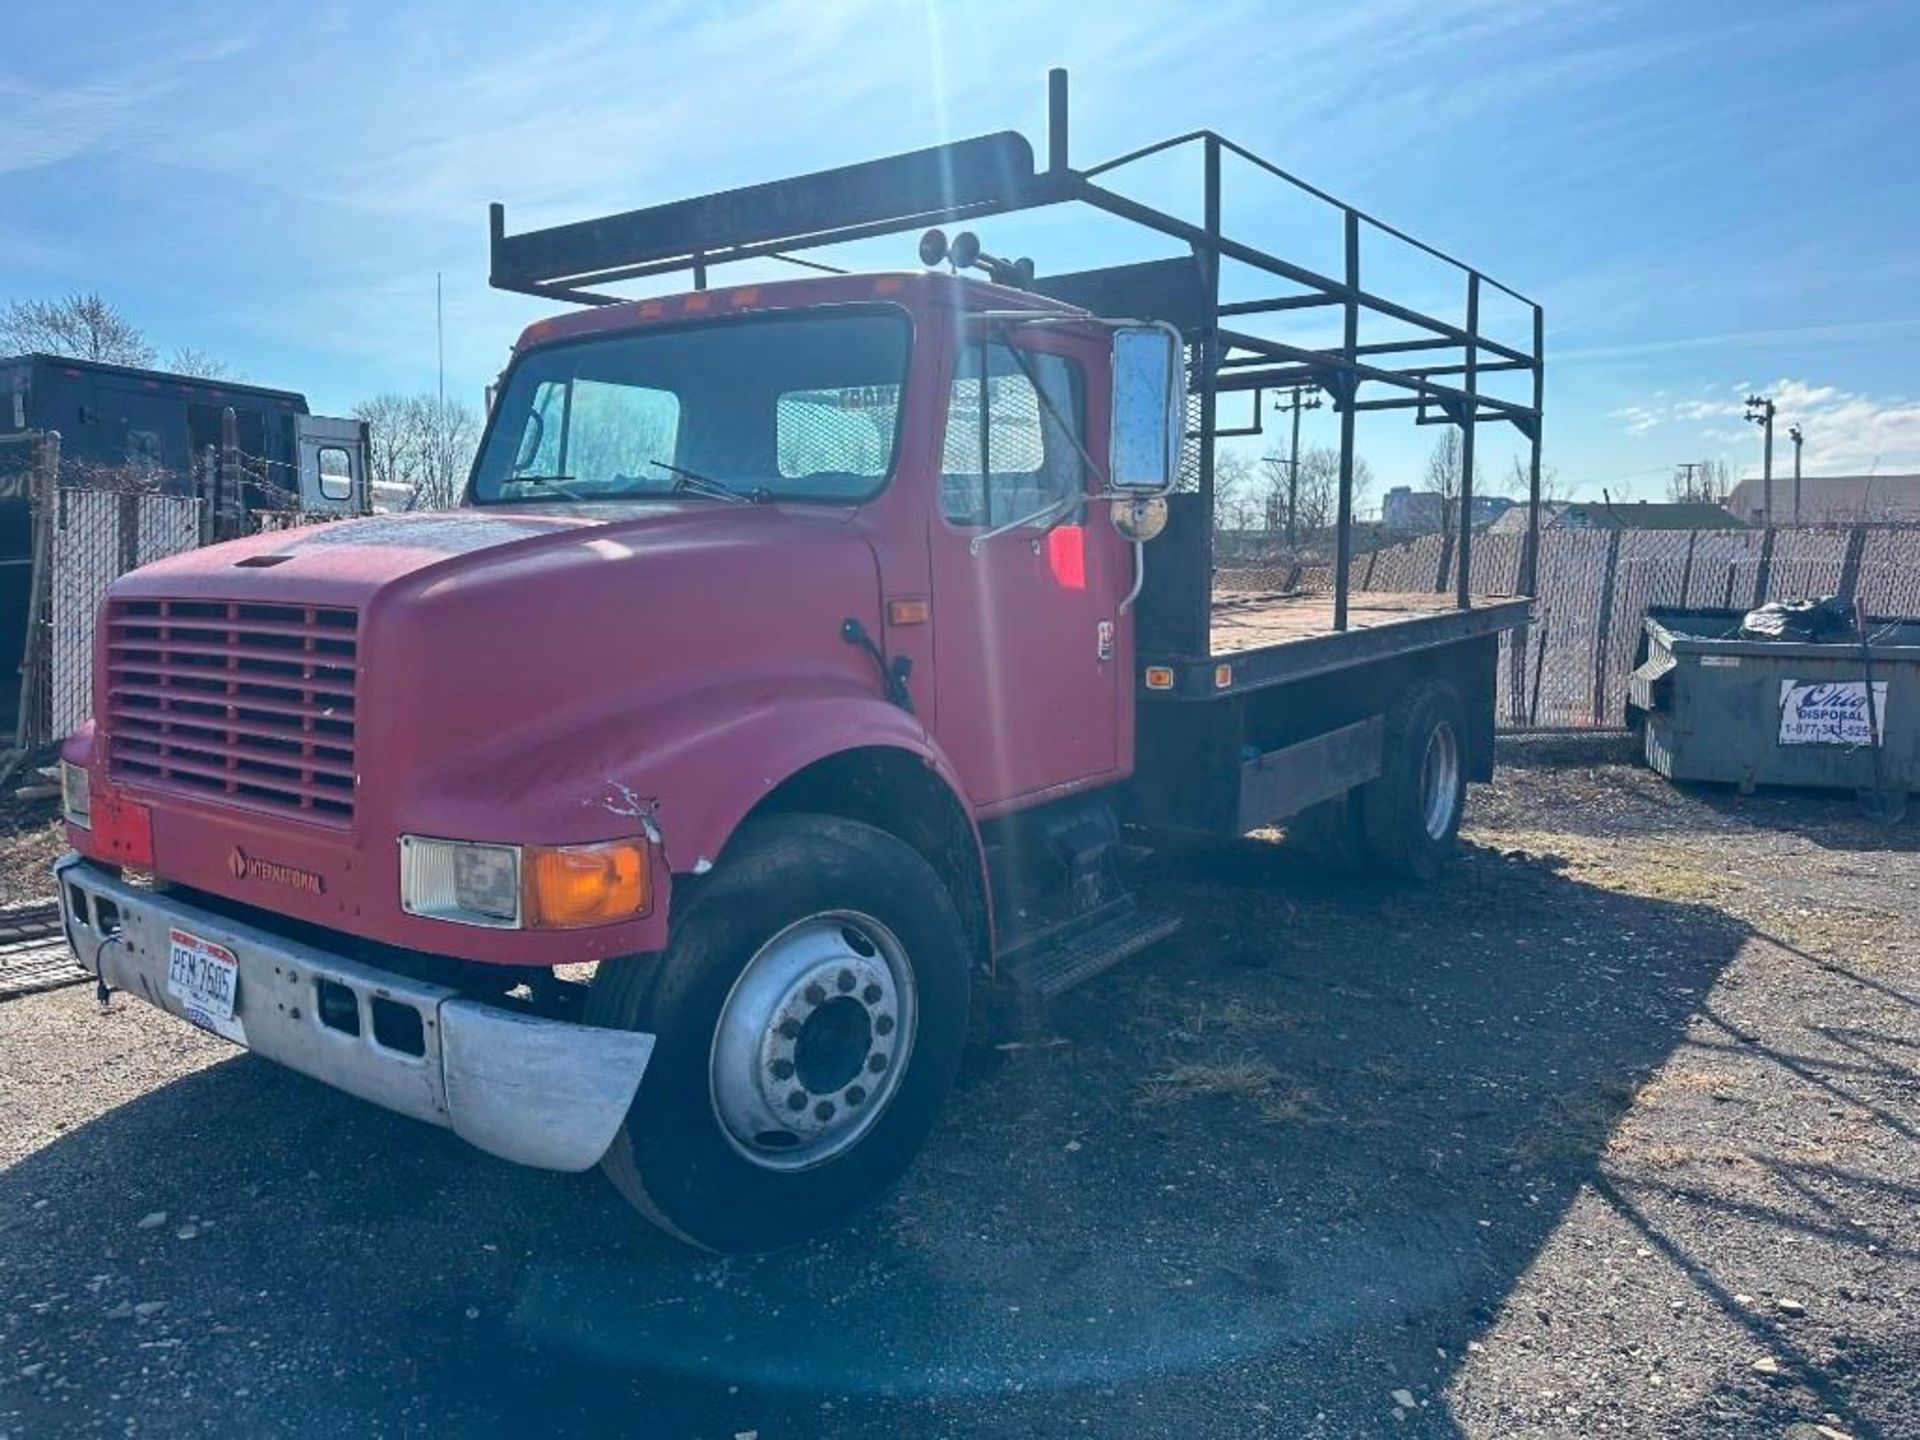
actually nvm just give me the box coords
[166,928,240,1031]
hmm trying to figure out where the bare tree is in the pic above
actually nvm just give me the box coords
[354,392,479,511]
[1211,449,1262,540]
[1283,445,1374,537]
[1667,458,1732,504]
[410,395,479,510]
[165,345,238,380]
[1505,455,1563,505]
[0,292,157,366]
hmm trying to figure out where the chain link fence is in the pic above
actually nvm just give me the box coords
[1222,523,1920,730]
[8,436,318,748]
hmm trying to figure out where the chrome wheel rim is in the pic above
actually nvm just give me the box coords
[709,911,917,1172]
[1420,722,1461,840]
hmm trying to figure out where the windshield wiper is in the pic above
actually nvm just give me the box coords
[649,459,756,505]
[506,473,590,500]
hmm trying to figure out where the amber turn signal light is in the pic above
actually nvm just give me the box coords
[525,839,651,929]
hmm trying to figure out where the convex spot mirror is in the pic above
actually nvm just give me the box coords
[1109,324,1184,492]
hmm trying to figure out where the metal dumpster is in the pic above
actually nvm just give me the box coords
[1628,605,1920,798]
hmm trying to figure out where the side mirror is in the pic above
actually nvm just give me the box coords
[1109,323,1184,492]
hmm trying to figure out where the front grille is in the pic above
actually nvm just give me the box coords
[106,598,360,824]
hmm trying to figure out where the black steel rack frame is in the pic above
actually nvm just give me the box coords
[490,69,1544,643]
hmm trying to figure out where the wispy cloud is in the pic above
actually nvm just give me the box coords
[1614,375,1920,475]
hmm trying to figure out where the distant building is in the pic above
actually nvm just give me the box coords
[1380,485,1515,534]
[1553,500,1748,532]
[1724,473,1920,526]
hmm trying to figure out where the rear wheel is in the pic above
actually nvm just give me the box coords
[1359,680,1468,880]
[586,814,971,1253]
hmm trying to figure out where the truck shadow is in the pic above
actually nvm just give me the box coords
[1,838,1785,1437]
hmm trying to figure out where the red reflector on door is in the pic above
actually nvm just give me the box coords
[1047,525,1086,590]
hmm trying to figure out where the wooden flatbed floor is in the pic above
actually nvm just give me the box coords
[1141,588,1531,698]
[1208,589,1521,656]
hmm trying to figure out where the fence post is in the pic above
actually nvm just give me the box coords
[1753,527,1776,606]
[1838,524,1868,604]
[1589,529,1623,726]
[13,431,60,750]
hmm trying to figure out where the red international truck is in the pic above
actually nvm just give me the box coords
[52,75,1543,1252]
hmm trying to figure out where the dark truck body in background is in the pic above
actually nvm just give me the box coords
[53,72,1544,1252]
[0,353,369,519]
[2,355,368,741]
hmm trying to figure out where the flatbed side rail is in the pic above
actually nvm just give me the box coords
[488,69,1544,640]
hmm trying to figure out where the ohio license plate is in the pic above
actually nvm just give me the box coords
[166,928,240,1032]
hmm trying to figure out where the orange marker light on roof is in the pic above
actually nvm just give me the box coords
[872,276,904,295]
[638,300,664,319]
[683,293,710,313]
[1144,666,1175,690]
[730,287,760,307]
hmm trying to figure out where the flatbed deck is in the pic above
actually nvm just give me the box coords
[1143,589,1531,699]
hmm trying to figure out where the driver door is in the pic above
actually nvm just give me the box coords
[926,329,1125,810]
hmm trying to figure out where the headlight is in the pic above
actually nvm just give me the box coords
[61,762,91,830]
[399,835,652,930]
[399,837,522,927]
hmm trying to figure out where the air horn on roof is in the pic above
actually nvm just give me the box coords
[918,228,1036,289]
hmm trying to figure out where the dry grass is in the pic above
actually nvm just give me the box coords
[1138,1056,1319,1126]
[0,814,63,904]
[1506,1078,1639,1168]
[1183,998,1303,1038]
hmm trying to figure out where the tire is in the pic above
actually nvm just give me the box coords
[585,814,971,1253]
[1358,679,1468,881]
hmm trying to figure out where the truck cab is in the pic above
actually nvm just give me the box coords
[53,271,1186,1251]
[53,72,1540,1252]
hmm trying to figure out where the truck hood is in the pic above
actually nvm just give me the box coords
[106,499,890,820]
[110,502,822,609]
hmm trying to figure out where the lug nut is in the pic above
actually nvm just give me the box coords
[770,1058,795,1080]
[804,982,826,1005]
[874,1014,895,1036]
[815,1100,836,1122]
[777,1018,802,1040]
[846,1085,867,1107]
[837,968,855,992]
[862,983,882,1004]
[868,1053,888,1073]
[786,1090,807,1111]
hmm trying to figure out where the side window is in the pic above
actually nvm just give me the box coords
[777,384,901,487]
[564,379,680,488]
[941,343,1084,527]
[316,445,353,501]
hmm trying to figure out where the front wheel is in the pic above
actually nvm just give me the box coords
[586,814,971,1253]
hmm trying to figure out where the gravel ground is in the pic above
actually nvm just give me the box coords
[2,746,1916,1439]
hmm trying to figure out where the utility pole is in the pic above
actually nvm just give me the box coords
[1268,385,1322,545]
[1788,423,1804,526]
[1675,461,1702,502]
[1745,393,1775,528]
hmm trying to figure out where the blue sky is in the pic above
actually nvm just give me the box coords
[5,0,1917,504]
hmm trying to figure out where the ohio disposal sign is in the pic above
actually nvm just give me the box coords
[1778,679,1888,746]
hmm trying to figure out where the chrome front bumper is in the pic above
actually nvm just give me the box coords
[54,853,653,1172]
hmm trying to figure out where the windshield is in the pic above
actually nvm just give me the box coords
[470,308,910,505]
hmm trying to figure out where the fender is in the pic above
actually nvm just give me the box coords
[404,673,987,955]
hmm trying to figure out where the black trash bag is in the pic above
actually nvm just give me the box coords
[1740,595,1857,642]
